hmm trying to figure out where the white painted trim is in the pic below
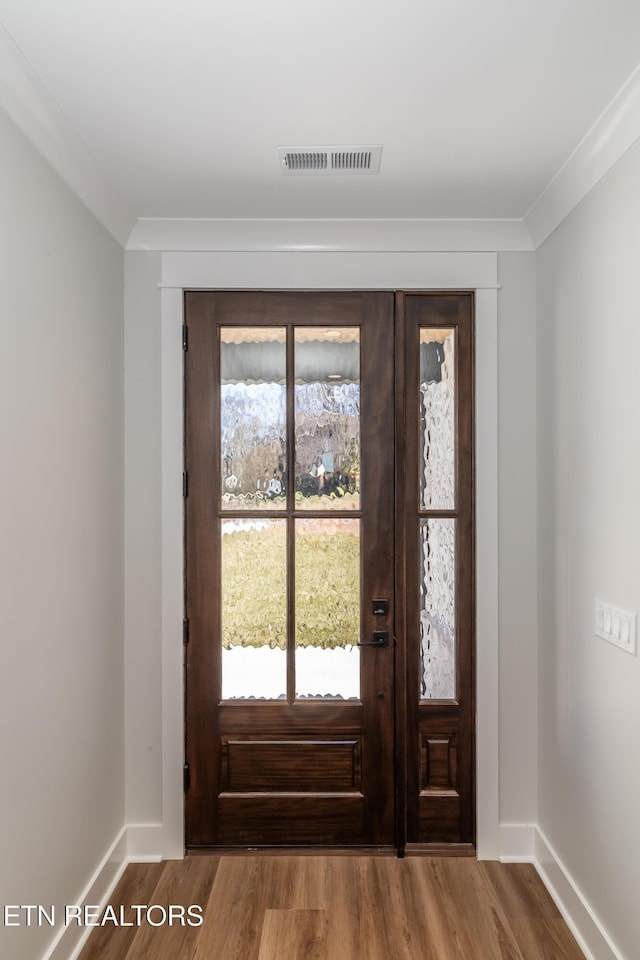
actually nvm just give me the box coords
[499,825,626,960]
[499,822,537,862]
[525,64,640,248]
[0,24,134,247]
[126,824,164,862]
[474,287,500,860]
[41,827,128,960]
[161,287,186,860]
[38,824,166,960]
[128,217,533,253]
[534,827,626,960]
[161,250,498,291]
[160,252,500,859]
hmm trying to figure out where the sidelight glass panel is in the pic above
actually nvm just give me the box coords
[221,518,287,699]
[419,328,455,510]
[420,518,456,700]
[294,327,360,511]
[295,518,360,699]
[220,327,286,511]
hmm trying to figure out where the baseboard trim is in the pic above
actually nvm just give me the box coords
[533,827,624,960]
[499,823,625,960]
[39,824,165,960]
[126,823,164,862]
[42,827,128,960]
[498,822,536,862]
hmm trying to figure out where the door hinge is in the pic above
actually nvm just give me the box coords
[183,471,188,498]
[183,618,189,644]
[184,763,190,792]
[183,324,189,351]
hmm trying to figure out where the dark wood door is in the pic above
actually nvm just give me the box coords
[399,292,475,849]
[184,291,396,847]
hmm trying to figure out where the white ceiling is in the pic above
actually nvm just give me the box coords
[1,0,640,232]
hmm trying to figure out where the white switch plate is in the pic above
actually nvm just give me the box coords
[595,599,637,656]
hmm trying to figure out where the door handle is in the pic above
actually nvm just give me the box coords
[357,631,389,648]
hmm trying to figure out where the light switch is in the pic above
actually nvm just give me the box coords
[595,599,637,656]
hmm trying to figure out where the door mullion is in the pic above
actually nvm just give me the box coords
[394,291,408,856]
[286,325,296,704]
[286,518,296,704]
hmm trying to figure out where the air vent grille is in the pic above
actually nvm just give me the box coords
[278,145,382,175]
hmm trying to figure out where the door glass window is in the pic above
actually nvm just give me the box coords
[419,518,456,699]
[221,518,287,700]
[294,328,360,511]
[419,328,455,510]
[218,324,362,702]
[419,326,457,700]
[295,518,360,699]
[220,327,287,511]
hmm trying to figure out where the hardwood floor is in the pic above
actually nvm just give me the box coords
[78,856,585,960]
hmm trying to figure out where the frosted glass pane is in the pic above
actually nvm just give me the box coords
[420,518,456,700]
[295,518,360,699]
[220,327,286,511]
[420,328,455,510]
[294,328,360,511]
[221,519,286,700]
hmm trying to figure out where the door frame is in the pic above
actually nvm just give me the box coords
[157,251,500,860]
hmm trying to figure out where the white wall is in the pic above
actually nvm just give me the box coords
[0,107,125,960]
[497,253,538,826]
[537,140,640,960]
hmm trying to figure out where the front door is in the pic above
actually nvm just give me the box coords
[184,289,475,850]
[184,291,396,846]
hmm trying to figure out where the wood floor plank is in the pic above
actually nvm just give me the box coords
[191,856,327,960]
[190,857,266,960]
[80,855,586,960]
[419,858,526,960]
[390,859,454,959]
[324,857,437,960]
[324,857,392,960]
[77,862,166,960]
[258,909,328,960]
[480,861,586,960]
[122,856,219,960]
[260,855,330,910]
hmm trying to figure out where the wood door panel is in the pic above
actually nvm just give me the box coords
[216,796,366,846]
[418,794,462,843]
[421,734,458,791]
[221,738,362,792]
[216,701,363,734]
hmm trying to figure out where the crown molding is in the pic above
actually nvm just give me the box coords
[0,24,135,248]
[2,15,638,254]
[525,64,640,248]
[127,217,534,253]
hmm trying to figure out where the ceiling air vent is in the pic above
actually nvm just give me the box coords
[278,145,382,176]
